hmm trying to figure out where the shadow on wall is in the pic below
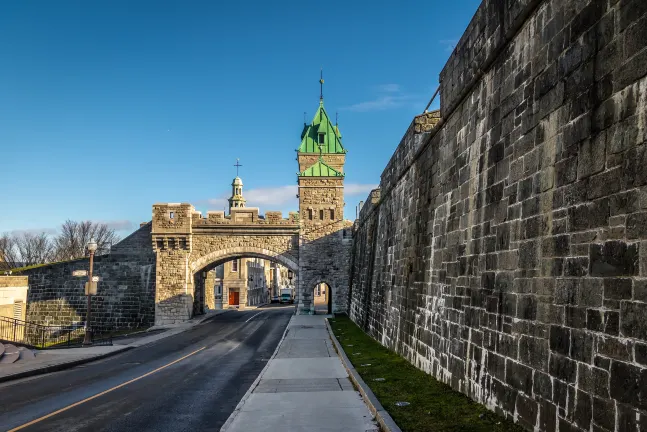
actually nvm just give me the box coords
[19,223,156,333]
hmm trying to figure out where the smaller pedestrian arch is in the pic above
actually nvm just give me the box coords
[308,279,334,315]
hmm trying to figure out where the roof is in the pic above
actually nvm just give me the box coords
[298,158,345,177]
[297,101,346,154]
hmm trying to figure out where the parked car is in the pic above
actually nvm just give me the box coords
[271,296,280,304]
[280,289,294,304]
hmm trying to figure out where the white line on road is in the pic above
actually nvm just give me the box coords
[8,346,206,431]
[245,312,264,323]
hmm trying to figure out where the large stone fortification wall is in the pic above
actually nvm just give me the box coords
[349,0,647,431]
[22,223,156,332]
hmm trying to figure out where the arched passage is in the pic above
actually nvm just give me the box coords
[190,246,298,274]
[307,279,334,315]
[190,247,299,315]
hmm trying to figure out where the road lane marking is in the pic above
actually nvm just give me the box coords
[8,346,206,432]
[245,312,263,323]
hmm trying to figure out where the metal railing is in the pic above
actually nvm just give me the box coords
[0,316,112,349]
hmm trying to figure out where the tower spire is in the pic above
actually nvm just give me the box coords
[319,68,324,103]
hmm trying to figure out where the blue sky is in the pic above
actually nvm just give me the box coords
[1,0,481,237]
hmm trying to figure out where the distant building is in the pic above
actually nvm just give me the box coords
[201,175,294,309]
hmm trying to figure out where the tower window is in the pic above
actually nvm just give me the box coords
[318,133,325,144]
[169,211,175,219]
[319,209,324,220]
[308,209,313,220]
[330,209,334,220]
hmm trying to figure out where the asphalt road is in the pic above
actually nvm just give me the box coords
[0,305,294,432]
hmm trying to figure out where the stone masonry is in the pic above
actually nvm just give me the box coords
[297,176,353,314]
[349,1,647,431]
[151,203,300,325]
[21,223,156,332]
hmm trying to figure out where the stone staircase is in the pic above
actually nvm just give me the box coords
[0,342,37,365]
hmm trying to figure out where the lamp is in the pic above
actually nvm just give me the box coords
[83,237,98,346]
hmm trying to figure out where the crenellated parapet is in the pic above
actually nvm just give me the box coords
[190,208,299,226]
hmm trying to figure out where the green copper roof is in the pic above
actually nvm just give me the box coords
[298,102,347,154]
[298,158,345,177]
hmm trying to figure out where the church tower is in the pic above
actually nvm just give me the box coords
[296,72,349,314]
[228,176,246,213]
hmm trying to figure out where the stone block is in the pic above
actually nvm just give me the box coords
[577,133,606,180]
[609,360,645,408]
[590,241,639,276]
[620,301,647,339]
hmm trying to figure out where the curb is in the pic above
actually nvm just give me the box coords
[325,318,402,432]
[0,346,133,384]
[220,314,292,431]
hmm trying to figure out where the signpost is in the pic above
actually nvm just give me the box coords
[84,281,98,295]
[71,240,100,346]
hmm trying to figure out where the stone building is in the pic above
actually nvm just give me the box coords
[0,276,28,321]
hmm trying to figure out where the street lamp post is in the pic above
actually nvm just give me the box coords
[83,237,98,346]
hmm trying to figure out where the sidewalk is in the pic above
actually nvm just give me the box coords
[221,314,379,432]
[0,309,231,383]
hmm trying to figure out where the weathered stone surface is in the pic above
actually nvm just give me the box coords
[347,1,647,430]
[23,224,156,332]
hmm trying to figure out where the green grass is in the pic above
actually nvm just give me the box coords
[329,315,525,432]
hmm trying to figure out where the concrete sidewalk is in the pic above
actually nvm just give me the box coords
[0,309,232,383]
[222,315,379,432]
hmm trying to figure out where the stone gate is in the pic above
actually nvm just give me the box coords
[152,87,353,325]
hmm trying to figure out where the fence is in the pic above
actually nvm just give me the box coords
[0,316,112,349]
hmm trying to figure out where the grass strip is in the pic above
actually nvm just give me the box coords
[329,315,524,432]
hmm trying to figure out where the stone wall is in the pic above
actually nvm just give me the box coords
[22,224,156,331]
[349,1,647,431]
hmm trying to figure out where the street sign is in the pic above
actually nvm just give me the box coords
[91,276,100,282]
[72,270,88,277]
[84,281,98,295]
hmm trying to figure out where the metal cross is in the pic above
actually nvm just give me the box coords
[234,158,242,176]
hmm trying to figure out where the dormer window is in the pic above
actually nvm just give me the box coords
[318,133,325,145]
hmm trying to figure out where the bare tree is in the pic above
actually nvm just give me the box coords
[13,232,54,267]
[0,233,21,270]
[53,220,120,260]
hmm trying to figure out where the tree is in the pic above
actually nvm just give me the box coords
[0,232,54,268]
[52,220,120,261]
[14,232,54,266]
[0,233,21,270]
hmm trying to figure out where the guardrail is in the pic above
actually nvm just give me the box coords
[0,316,112,349]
